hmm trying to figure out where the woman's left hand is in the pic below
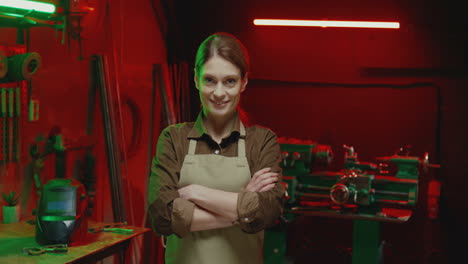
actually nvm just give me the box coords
[178,184,199,201]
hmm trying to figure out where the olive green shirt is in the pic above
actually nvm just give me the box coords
[148,112,285,238]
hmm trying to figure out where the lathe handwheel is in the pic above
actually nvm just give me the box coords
[330,183,349,204]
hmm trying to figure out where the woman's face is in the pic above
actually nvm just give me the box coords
[195,55,247,120]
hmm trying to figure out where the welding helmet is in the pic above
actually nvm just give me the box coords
[35,178,88,245]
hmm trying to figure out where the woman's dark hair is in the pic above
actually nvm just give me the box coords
[195,32,252,126]
[195,32,250,79]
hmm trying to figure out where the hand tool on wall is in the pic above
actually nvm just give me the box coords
[29,99,39,121]
[1,88,7,164]
[8,88,13,162]
[13,87,21,162]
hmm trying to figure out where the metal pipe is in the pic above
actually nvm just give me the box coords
[374,190,409,197]
[296,192,329,198]
[298,184,330,191]
[375,199,409,205]
[94,55,127,223]
[373,179,416,185]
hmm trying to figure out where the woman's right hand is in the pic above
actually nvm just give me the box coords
[244,167,279,192]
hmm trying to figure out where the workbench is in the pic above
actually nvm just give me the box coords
[0,220,150,264]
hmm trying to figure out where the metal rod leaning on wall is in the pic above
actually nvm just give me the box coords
[91,54,127,223]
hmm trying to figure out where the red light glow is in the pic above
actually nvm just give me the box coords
[253,19,400,29]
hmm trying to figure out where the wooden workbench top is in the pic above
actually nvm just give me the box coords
[0,220,150,264]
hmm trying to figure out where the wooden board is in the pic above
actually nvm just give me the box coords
[0,220,150,264]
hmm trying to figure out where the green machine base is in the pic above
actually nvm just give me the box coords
[264,229,288,264]
[264,219,383,264]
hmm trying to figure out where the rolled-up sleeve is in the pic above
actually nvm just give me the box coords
[148,126,195,238]
[237,129,286,233]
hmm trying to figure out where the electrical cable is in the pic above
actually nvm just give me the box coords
[120,96,142,160]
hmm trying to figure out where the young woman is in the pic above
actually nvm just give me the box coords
[148,32,285,264]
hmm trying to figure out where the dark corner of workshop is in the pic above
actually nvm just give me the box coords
[0,0,466,264]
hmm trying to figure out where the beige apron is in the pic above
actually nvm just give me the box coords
[165,124,264,264]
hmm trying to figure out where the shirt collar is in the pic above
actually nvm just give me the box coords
[187,111,244,139]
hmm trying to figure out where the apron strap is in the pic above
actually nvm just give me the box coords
[239,122,246,137]
[188,139,197,155]
[238,122,246,158]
